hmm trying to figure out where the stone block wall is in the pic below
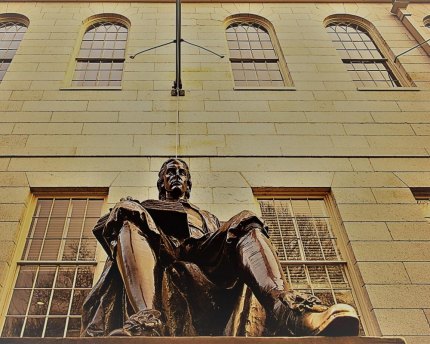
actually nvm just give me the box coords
[0,1,429,343]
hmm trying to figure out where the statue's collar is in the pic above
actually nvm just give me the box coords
[179,199,200,210]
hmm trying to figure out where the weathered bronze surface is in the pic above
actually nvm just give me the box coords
[81,159,359,337]
[0,337,407,344]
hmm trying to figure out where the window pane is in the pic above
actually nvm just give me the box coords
[32,202,52,223]
[226,20,284,87]
[15,266,37,288]
[35,266,56,288]
[66,317,81,337]
[79,238,97,260]
[70,289,90,315]
[76,266,95,288]
[2,197,103,338]
[50,290,72,315]
[45,318,66,337]
[74,21,127,86]
[56,267,76,288]
[314,290,335,305]
[7,289,31,315]
[28,289,51,315]
[326,21,399,87]
[62,239,79,261]
[1,317,24,337]
[0,21,27,81]
[40,239,61,260]
[23,318,45,337]
[258,198,355,302]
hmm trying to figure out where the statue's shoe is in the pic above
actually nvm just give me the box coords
[109,309,162,336]
[287,303,360,336]
[272,292,359,337]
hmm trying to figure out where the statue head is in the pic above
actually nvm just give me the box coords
[157,158,192,201]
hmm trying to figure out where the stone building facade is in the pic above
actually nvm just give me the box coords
[0,0,429,342]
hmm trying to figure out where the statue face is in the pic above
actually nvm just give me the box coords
[163,159,189,200]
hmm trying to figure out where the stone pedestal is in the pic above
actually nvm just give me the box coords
[0,337,406,344]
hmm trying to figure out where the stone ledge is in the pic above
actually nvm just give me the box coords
[0,337,406,344]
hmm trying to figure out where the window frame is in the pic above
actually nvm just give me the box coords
[252,187,380,336]
[0,188,108,338]
[324,14,415,90]
[411,187,430,222]
[63,13,130,90]
[224,14,294,91]
[0,13,29,83]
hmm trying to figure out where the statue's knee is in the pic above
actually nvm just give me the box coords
[236,223,266,243]
[243,222,265,234]
[119,220,144,235]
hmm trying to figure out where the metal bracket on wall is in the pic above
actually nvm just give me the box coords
[394,37,430,62]
[130,0,224,97]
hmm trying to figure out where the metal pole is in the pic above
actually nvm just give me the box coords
[172,0,185,96]
[176,0,181,91]
[130,0,222,96]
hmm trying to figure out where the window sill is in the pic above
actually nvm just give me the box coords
[233,86,296,91]
[60,86,122,91]
[357,87,419,91]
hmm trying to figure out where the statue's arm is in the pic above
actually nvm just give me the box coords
[200,209,221,232]
[92,197,145,258]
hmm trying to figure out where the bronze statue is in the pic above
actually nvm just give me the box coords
[81,158,359,337]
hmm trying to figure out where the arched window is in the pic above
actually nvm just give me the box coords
[325,16,408,88]
[225,15,291,88]
[72,18,129,87]
[0,15,28,82]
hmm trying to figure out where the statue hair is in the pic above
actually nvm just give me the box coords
[157,158,192,200]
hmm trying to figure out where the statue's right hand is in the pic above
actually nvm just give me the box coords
[104,199,145,239]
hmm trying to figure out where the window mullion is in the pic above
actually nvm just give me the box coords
[17,260,98,266]
[19,265,39,337]
[324,265,338,305]
[75,57,125,62]
[288,201,306,261]
[63,266,79,337]
[272,198,289,262]
[41,266,60,338]
[280,260,346,265]
[76,198,89,263]
[307,198,327,261]
[57,199,73,261]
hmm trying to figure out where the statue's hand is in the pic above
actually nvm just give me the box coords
[104,199,144,239]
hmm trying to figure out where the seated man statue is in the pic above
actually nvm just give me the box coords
[81,158,359,337]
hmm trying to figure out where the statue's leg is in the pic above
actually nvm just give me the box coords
[236,226,287,311]
[110,220,162,336]
[116,220,156,311]
[236,226,359,336]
